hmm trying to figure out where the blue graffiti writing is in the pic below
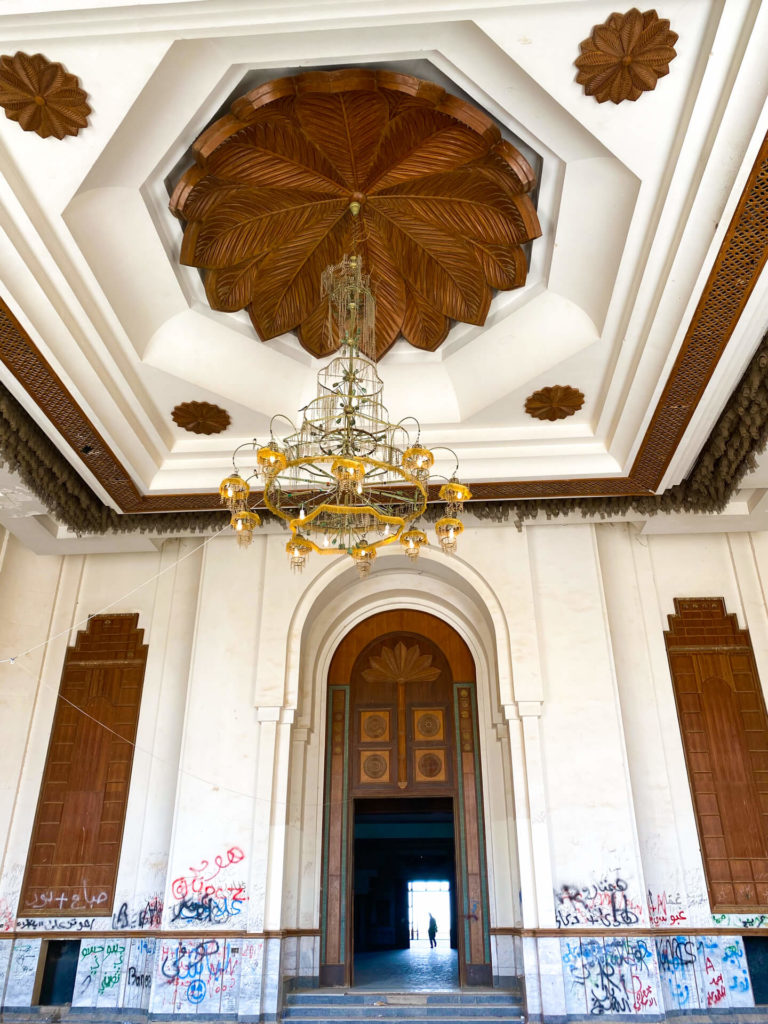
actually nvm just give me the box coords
[187,979,207,1003]
[162,939,226,982]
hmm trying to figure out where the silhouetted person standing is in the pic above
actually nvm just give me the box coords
[428,913,437,948]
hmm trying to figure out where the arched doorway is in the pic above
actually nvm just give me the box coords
[319,610,492,987]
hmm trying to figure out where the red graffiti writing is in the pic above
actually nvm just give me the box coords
[171,846,245,901]
[647,888,687,928]
[632,974,657,1012]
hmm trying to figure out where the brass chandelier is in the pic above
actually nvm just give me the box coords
[219,253,471,577]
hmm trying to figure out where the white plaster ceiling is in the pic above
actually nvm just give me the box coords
[0,0,768,550]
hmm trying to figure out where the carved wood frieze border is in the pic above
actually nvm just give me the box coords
[0,133,766,528]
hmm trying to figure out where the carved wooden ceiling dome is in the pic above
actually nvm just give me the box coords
[170,68,541,359]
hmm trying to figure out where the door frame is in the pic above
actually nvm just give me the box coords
[319,612,492,987]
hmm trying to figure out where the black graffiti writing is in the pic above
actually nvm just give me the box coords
[555,876,640,929]
[111,896,163,930]
[656,936,696,971]
[127,966,152,988]
[17,917,97,931]
[171,886,244,925]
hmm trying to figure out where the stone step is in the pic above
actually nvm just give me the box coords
[284,991,522,1005]
[283,1018,524,1024]
[281,992,524,1021]
[283,1007,522,1019]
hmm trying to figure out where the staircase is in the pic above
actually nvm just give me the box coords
[281,988,525,1023]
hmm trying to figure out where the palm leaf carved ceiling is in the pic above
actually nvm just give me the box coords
[170,68,541,359]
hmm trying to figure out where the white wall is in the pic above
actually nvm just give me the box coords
[0,520,767,1019]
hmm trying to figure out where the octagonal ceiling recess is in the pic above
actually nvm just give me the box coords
[169,68,542,360]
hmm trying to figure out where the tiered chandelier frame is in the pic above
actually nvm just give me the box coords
[219,251,471,577]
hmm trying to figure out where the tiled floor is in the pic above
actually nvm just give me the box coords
[353,941,459,990]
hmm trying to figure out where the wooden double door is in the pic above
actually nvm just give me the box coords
[320,610,491,986]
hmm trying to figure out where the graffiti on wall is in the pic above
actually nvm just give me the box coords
[170,846,247,927]
[561,933,755,1015]
[4,938,42,1006]
[647,889,687,927]
[112,895,163,930]
[72,936,156,1010]
[555,876,643,928]
[17,917,99,931]
[0,898,14,932]
[154,938,240,1012]
[77,942,125,999]
[23,885,109,913]
[654,934,753,1012]
[561,936,657,1015]
[713,911,768,928]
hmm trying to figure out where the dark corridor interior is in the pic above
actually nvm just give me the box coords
[353,798,457,954]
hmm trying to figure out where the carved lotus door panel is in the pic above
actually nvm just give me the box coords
[320,610,491,987]
[356,637,453,794]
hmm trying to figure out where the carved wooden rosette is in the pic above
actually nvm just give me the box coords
[525,384,585,421]
[574,8,678,104]
[0,52,90,139]
[170,68,541,358]
[171,400,231,435]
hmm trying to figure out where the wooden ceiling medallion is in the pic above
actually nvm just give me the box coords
[575,9,678,104]
[171,400,231,435]
[0,52,90,139]
[169,68,541,359]
[525,385,585,421]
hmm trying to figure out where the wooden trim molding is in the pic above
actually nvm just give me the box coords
[0,131,766,532]
[1,330,768,534]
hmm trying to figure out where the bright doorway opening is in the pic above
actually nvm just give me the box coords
[408,880,451,946]
[352,798,459,989]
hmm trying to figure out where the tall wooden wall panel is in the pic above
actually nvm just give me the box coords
[665,597,768,911]
[19,614,148,916]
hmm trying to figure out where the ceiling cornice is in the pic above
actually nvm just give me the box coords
[1,329,768,535]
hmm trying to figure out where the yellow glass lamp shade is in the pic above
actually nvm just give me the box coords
[220,473,250,511]
[257,445,287,476]
[438,480,472,513]
[400,528,428,562]
[331,457,365,483]
[434,516,463,555]
[287,536,312,573]
[402,446,434,480]
[331,457,366,496]
[351,544,376,578]
[230,508,261,547]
